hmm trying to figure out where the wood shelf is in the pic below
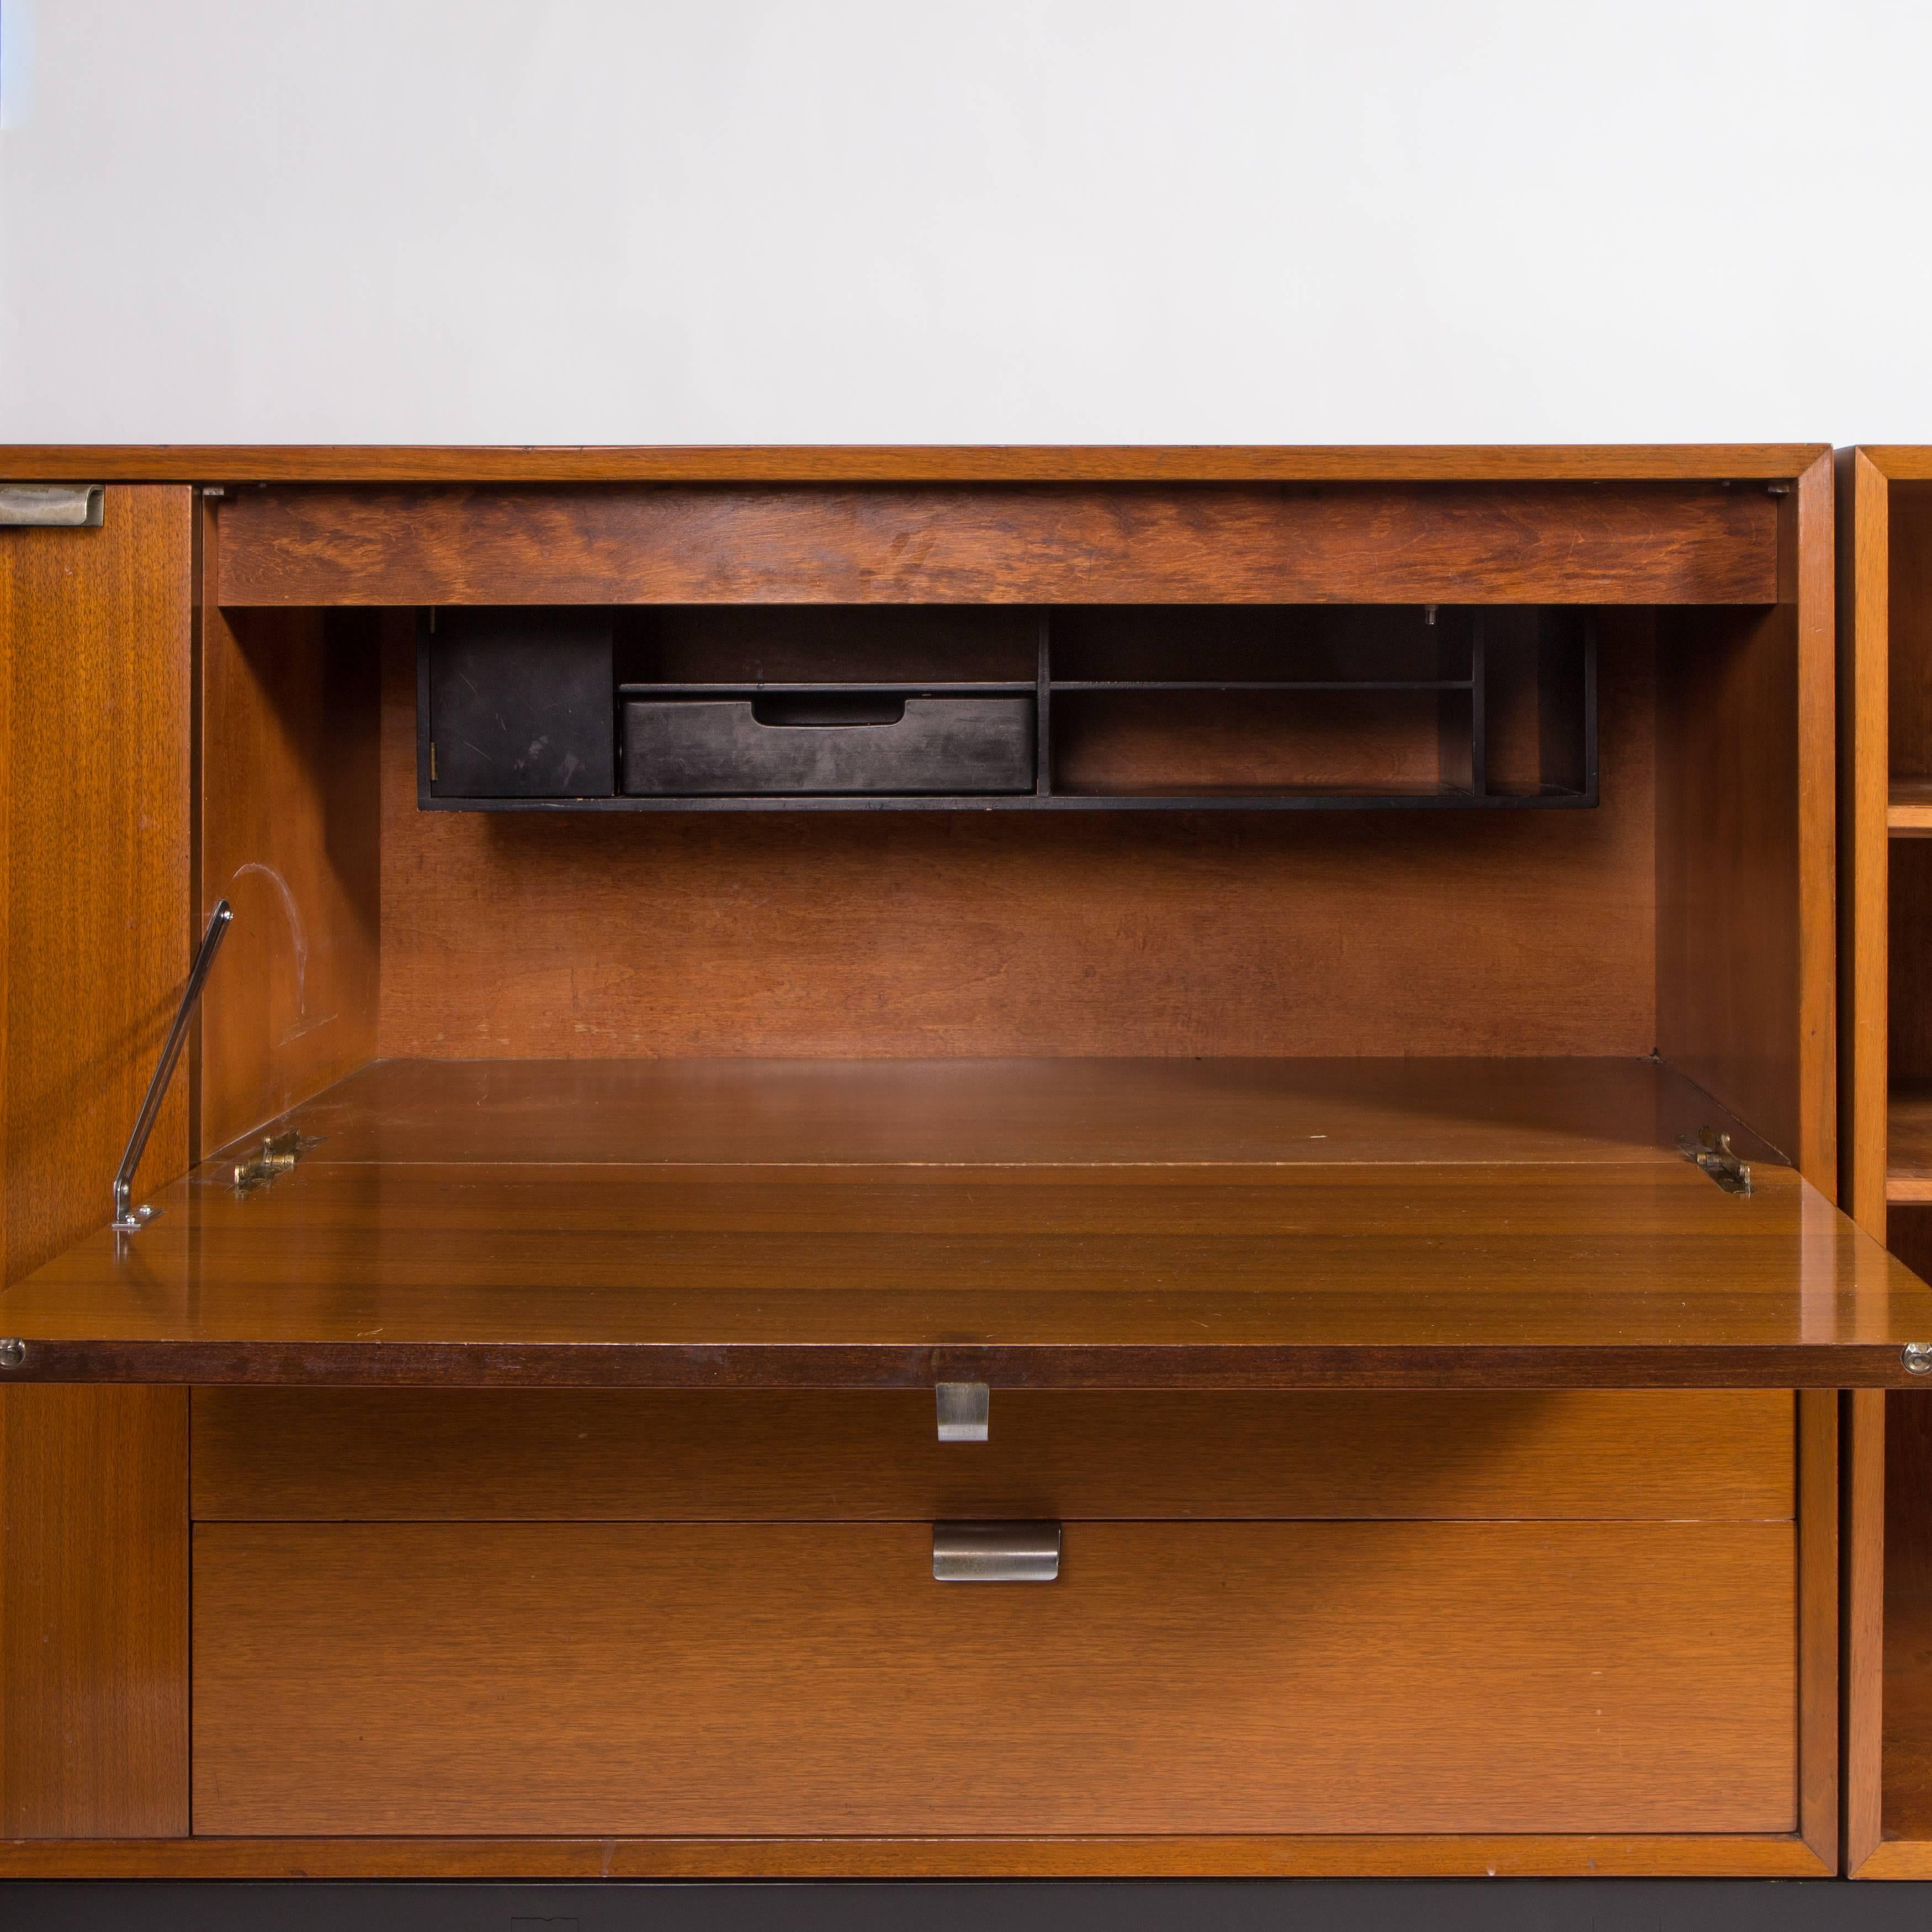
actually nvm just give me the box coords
[4,1057,1929,1390]
[1889,780,1932,836]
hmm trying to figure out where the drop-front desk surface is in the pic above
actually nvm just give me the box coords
[0,443,1922,1887]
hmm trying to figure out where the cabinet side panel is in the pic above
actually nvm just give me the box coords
[0,1386,187,1835]
[1658,458,1833,1185]
[1840,453,1889,1233]
[199,592,381,1151]
[2,483,193,1278]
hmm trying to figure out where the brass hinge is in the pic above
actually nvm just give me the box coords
[233,1130,316,1196]
[1678,1126,1753,1196]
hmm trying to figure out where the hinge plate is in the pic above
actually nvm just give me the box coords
[1679,1126,1753,1196]
[233,1130,319,1196]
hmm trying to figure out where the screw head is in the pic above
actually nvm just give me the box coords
[1905,1342,1932,1375]
[0,1339,25,1370]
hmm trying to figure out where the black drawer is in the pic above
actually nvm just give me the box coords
[622,693,1036,797]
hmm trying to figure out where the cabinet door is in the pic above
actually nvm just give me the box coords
[1,484,192,1836]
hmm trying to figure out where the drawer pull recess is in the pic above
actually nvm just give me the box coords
[932,1521,1061,1583]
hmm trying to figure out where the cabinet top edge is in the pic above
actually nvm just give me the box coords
[0,445,1830,485]
[1851,446,1932,481]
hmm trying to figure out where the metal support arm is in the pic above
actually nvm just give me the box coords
[112,900,232,1231]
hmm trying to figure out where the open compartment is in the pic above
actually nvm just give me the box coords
[416,601,1594,809]
[3,458,1917,1399]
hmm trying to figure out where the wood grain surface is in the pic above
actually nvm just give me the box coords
[1,485,192,1282]
[0,443,1832,485]
[1845,1388,1888,1872]
[213,482,1780,608]
[191,1520,1795,1837]
[0,1386,186,1837]
[1886,1086,1932,1201]
[1797,1386,1838,1867]
[6,1154,1930,1388]
[0,1832,1833,1880]
[206,1054,1777,1171]
[1655,452,1836,1190]
[198,585,381,1153]
[189,1387,1795,1524]
[1842,449,1892,1234]
[376,612,1658,1061]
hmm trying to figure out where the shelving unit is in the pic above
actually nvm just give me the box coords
[1838,446,1932,1877]
[420,604,1598,811]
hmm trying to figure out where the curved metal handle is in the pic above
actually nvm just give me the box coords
[112,900,233,1230]
[933,1522,1060,1583]
[0,485,104,527]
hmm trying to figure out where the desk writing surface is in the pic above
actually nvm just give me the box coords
[3,1057,1928,1387]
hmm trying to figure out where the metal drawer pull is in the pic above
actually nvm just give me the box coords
[0,484,104,527]
[936,1381,989,1442]
[933,1521,1060,1583]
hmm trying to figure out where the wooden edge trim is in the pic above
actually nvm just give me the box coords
[0,445,1834,485]
[1852,1838,1932,1878]
[1855,449,1932,484]
[0,1835,1833,1880]
[1840,450,1891,1233]
[8,1341,1932,1389]
[1800,1389,1840,1868]
[1796,452,1839,1193]
[1845,1390,1888,1873]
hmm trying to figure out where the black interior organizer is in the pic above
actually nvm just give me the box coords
[417,604,1598,811]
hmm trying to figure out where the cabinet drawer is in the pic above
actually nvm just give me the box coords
[189,1388,1795,1522]
[192,1519,1795,1836]
[622,693,1036,795]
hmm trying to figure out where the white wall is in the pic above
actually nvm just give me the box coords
[1,0,1928,446]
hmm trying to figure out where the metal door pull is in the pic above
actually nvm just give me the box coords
[936,1381,989,1442]
[932,1521,1060,1583]
[0,484,104,527]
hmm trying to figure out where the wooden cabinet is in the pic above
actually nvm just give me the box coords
[0,443,1919,1881]
[1836,445,1932,1877]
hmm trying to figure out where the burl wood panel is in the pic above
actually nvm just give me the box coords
[9,1158,1930,1388]
[198,572,381,1152]
[1,485,192,1282]
[192,1520,1795,1837]
[376,612,1657,1061]
[190,1388,1795,1524]
[214,482,1780,608]
[1657,456,1835,1187]
[0,1386,187,1837]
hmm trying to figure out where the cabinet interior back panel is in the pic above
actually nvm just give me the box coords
[373,614,1658,1059]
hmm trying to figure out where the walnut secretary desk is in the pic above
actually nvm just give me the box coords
[2,444,1929,1887]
